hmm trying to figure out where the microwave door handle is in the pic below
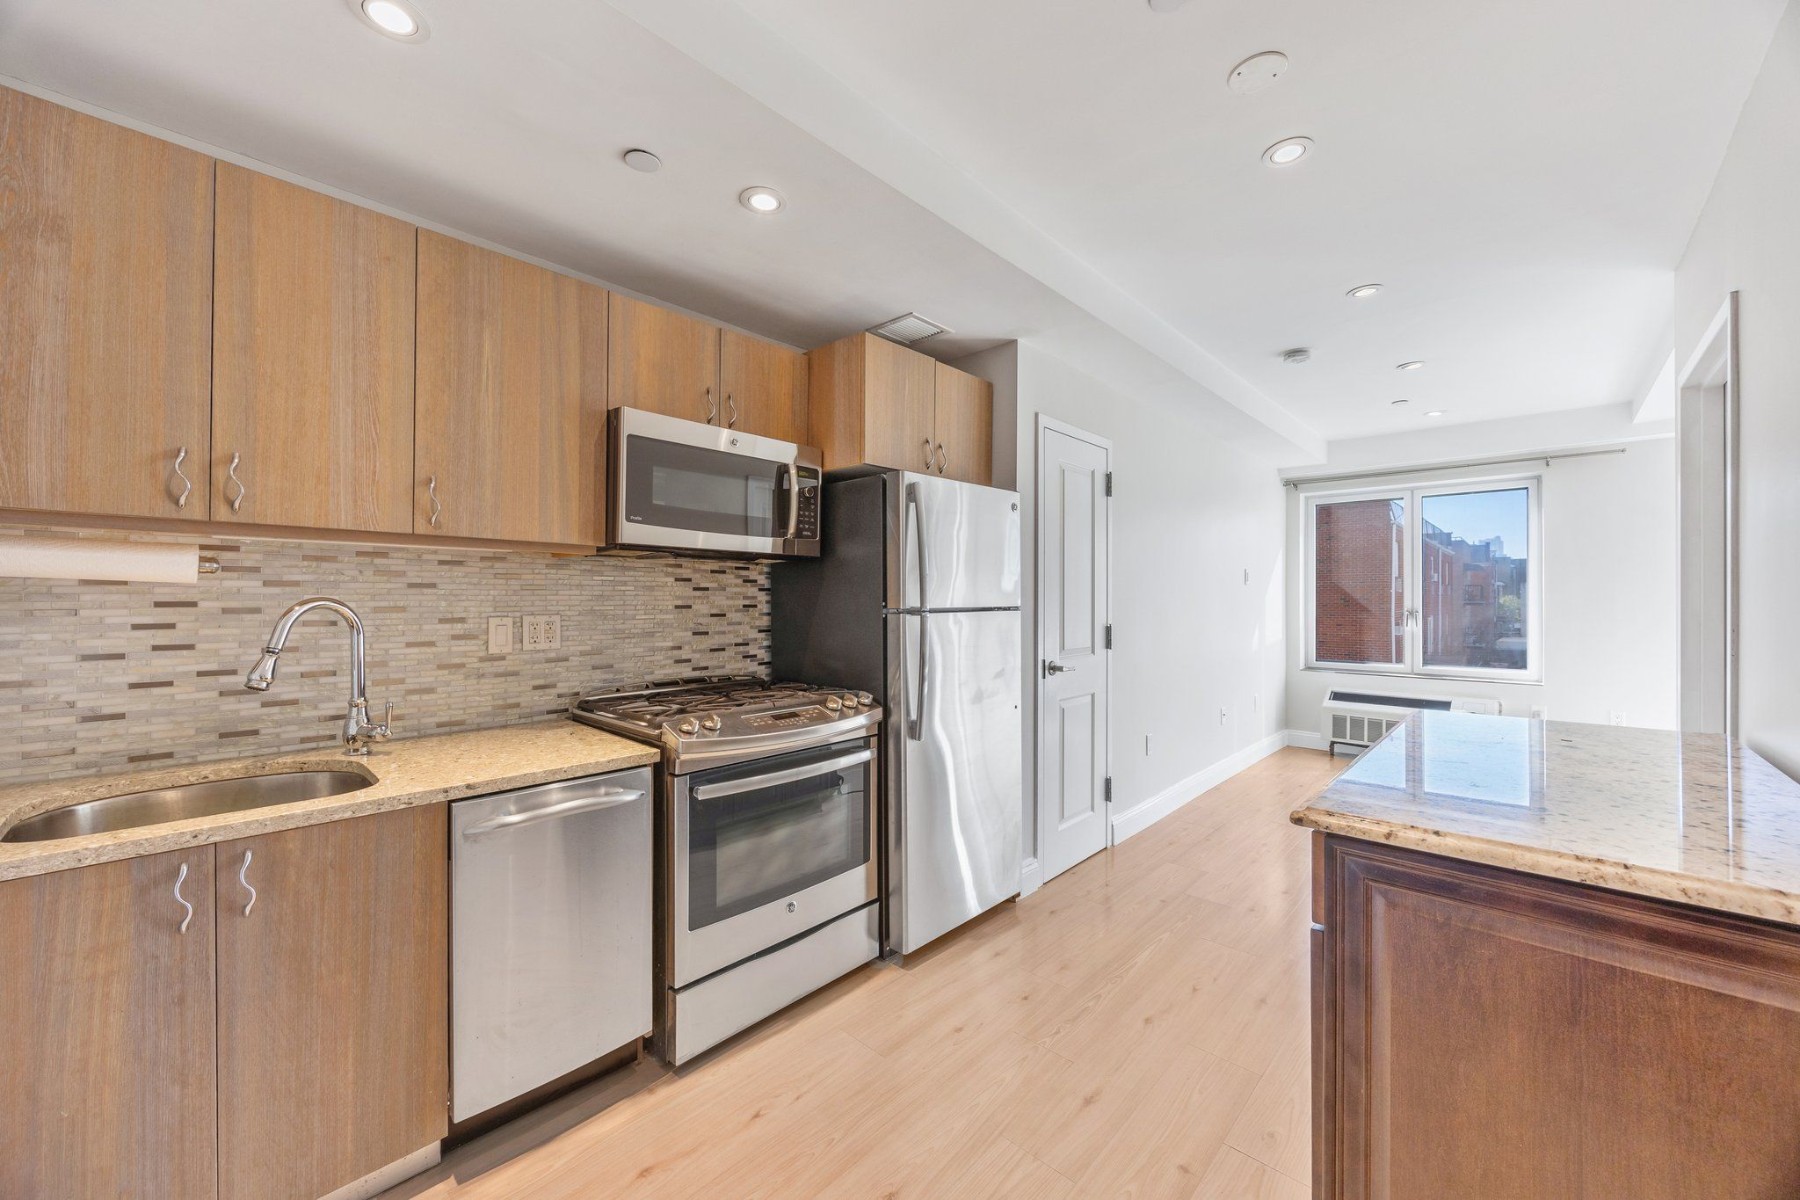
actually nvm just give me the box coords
[784,464,801,542]
[692,749,875,800]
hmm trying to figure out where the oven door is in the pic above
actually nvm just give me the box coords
[610,406,821,557]
[671,739,877,986]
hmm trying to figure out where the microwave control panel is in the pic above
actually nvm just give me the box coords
[792,466,821,542]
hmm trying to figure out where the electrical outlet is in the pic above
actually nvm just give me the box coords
[486,616,513,655]
[1219,706,1229,725]
[1610,710,1627,726]
[523,614,562,651]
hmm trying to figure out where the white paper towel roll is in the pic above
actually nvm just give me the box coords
[0,537,203,584]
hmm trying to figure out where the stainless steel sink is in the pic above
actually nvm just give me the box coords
[1,770,376,843]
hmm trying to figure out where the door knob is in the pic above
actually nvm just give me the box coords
[1044,660,1072,676]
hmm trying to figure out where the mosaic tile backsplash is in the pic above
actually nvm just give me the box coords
[0,525,770,785]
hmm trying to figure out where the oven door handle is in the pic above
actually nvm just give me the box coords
[462,788,646,839]
[691,749,874,801]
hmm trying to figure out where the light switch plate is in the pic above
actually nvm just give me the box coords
[487,616,513,655]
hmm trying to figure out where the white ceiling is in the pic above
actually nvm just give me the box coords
[0,0,1785,457]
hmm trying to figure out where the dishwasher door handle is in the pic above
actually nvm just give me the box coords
[461,788,646,839]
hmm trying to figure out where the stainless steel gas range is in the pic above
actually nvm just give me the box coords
[571,678,881,1065]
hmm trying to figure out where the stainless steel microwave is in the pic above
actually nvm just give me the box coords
[608,407,823,558]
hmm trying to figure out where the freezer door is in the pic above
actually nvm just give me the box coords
[894,472,1022,611]
[888,609,1023,955]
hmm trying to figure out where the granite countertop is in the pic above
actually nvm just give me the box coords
[1291,710,1800,925]
[0,720,659,882]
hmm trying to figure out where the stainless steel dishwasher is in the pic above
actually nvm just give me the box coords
[450,765,653,1122]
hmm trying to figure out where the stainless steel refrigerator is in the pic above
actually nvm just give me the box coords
[772,471,1023,957]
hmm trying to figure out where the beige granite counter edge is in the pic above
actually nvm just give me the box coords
[1289,806,1800,927]
[0,722,659,883]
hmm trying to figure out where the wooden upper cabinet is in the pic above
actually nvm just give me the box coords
[933,362,994,486]
[215,806,447,1200]
[609,293,721,426]
[808,332,936,474]
[0,86,214,521]
[721,330,809,443]
[0,847,218,1200]
[212,164,415,533]
[416,231,608,547]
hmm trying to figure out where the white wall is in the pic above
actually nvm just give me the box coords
[1283,438,1680,735]
[1674,1,1800,777]
[959,342,1289,891]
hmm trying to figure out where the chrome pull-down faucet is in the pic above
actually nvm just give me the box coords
[245,597,392,755]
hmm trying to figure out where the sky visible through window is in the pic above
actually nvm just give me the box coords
[1422,490,1527,555]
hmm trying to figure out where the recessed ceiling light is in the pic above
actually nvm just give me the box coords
[622,149,662,173]
[1396,360,1425,371]
[739,186,784,214]
[1262,137,1312,167]
[1280,347,1312,365]
[1425,410,1445,418]
[357,0,427,40]
[1347,284,1383,299]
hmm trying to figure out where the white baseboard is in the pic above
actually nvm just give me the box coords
[1109,731,1287,845]
[1019,856,1043,897]
[1284,728,1328,751]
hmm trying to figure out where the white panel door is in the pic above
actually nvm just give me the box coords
[1038,423,1111,881]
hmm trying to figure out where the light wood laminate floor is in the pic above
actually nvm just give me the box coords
[388,748,1346,1200]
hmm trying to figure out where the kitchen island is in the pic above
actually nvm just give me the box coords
[1292,712,1800,1200]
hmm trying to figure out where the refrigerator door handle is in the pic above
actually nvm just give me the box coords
[908,612,929,742]
[906,481,927,611]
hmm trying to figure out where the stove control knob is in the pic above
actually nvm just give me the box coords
[701,715,723,732]
[677,718,700,735]
[839,694,858,708]
[856,691,874,706]
[824,696,843,712]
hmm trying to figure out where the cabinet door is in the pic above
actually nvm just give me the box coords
[416,232,608,547]
[721,329,809,443]
[0,86,213,520]
[0,848,217,1200]
[215,806,447,1200]
[863,334,938,473]
[609,293,721,425]
[212,164,415,532]
[933,362,994,486]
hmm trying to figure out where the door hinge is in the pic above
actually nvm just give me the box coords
[1104,623,1113,650]
[1104,471,1114,497]
[1104,776,1113,804]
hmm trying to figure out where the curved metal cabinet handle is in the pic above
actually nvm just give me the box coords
[174,862,193,934]
[936,443,947,475]
[238,850,256,916]
[726,393,738,428]
[921,438,934,469]
[704,387,717,424]
[225,452,247,513]
[427,475,443,530]
[171,447,193,509]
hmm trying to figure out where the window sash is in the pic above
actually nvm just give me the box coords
[1305,477,1541,682]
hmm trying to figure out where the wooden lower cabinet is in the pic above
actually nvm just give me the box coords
[216,805,448,1200]
[0,847,218,1199]
[1314,835,1800,1199]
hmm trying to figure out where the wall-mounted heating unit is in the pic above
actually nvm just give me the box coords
[1322,690,1502,756]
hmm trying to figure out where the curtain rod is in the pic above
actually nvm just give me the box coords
[1283,445,1629,489]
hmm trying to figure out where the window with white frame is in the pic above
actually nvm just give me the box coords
[1306,478,1540,679]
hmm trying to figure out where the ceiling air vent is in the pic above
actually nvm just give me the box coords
[868,312,950,346]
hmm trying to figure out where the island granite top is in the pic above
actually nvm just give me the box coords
[1291,710,1800,925]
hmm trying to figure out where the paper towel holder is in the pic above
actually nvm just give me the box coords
[199,557,222,575]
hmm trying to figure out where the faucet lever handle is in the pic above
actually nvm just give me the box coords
[382,702,393,734]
